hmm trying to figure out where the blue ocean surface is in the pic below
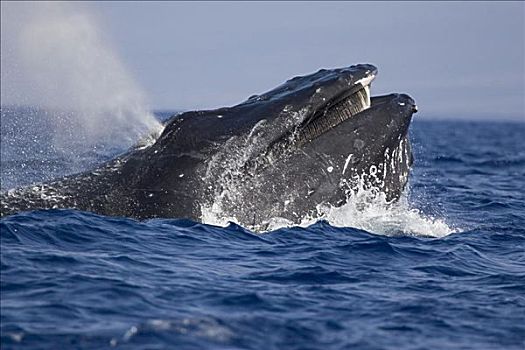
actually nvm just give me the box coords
[1,107,524,349]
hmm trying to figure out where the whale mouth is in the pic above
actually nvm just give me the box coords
[296,77,374,143]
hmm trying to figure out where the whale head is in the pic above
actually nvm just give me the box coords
[130,64,417,228]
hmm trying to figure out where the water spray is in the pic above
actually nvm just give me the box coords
[1,2,163,151]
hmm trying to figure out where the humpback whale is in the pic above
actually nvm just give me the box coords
[1,64,417,229]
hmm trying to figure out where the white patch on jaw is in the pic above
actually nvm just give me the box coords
[179,174,185,178]
[217,115,223,118]
[327,166,334,173]
[354,75,374,109]
[354,74,376,88]
[364,85,371,108]
[342,154,353,175]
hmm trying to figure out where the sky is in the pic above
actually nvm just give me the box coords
[1,1,524,120]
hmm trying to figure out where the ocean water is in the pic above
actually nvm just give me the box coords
[1,108,524,349]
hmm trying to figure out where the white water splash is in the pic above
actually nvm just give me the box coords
[201,170,457,238]
[311,190,456,238]
[201,202,241,229]
[202,188,457,238]
[1,2,163,149]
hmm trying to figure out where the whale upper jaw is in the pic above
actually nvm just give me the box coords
[302,66,420,145]
[273,64,416,146]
